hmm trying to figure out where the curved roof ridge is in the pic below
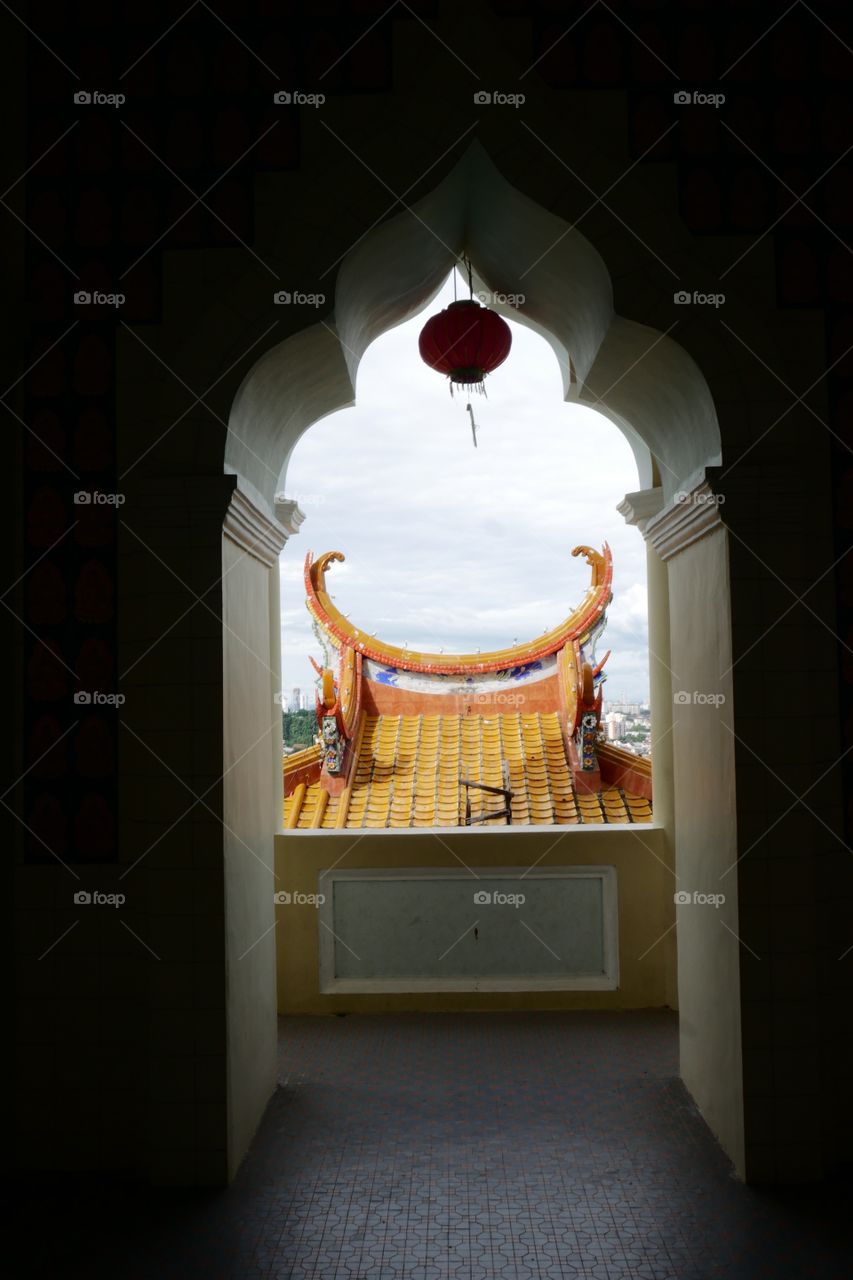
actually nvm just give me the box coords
[304,544,612,676]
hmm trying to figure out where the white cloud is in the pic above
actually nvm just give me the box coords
[279,272,650,702]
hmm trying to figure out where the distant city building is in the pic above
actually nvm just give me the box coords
[288,687,301,712]
[599,699,651,759]
[605,713,626,741]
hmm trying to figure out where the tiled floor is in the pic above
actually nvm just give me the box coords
[10,1012,853,1278]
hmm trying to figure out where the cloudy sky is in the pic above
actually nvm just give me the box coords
[278,273,650,704]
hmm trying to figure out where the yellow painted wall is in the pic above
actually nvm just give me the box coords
[274,826,672,1013]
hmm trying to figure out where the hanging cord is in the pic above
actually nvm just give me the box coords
[466,402,478,447]
[449,253,487,402]
[454,253,474,302]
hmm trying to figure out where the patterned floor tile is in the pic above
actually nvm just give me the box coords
[8,1013,853,1279]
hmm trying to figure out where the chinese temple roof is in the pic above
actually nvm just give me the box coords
[284,544,652,829]
[303,544,613,675]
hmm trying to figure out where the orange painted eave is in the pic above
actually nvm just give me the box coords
[304,546,613,675]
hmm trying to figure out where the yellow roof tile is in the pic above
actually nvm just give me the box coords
[285,712,652,830]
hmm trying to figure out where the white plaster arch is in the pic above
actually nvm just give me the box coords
[226,141,720,506]
[220,137,748,1183]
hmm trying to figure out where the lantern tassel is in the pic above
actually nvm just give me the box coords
[450,379,487,396]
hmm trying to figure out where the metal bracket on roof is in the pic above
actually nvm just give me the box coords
[459,761,513,825]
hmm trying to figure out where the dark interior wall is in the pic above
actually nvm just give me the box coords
[9,0,853,1185]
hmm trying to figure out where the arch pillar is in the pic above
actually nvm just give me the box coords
[117,474,302,1183]
[708,450,844,1184]
[623,476,743,1172]
[221,486,303,1177]
[618,485,678,1017]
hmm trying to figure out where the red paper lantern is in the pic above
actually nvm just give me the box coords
[418,299,512,394]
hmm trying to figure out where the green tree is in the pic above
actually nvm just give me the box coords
[283,709,316,747]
